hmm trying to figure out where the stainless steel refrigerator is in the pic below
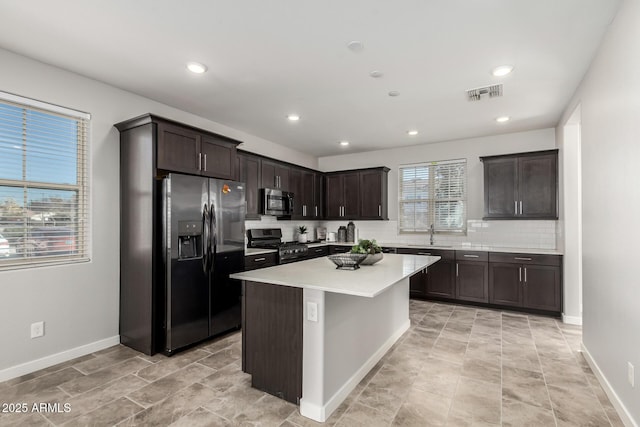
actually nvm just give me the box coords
[162,173,245,354]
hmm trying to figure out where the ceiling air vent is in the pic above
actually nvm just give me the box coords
[466,84,503,101]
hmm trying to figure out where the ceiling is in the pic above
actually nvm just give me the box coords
[0,0,621,157]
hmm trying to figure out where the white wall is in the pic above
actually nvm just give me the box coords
[318,128,557,221]
[0,48,315,376]
[557,0,639,423]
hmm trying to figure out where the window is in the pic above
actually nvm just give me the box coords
[0,92,90,269]
[399,159,466,234]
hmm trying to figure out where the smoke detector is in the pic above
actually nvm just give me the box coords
[466,84,503,101]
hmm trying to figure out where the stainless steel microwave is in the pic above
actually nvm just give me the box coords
[261,188,294,216]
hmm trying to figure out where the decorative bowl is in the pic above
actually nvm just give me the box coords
[360,252,383,265]
[328,253,368,270]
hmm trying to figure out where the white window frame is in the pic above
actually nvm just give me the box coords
[0,91,90,270]
[398,159,467,234]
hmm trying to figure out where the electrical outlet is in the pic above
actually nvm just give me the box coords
[30,321,44,339]
[628,362,635,388]
[306,302,318,322]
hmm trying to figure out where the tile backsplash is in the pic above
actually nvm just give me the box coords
[245,217,557,249]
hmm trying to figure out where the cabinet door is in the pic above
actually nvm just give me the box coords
[426,259,455,299]
[456,261,489,303]
[342,172,360,218]
[483,157,518,219]
[200,135,236,180]
[301,171,315,218]
[157,122,200,174]
[261,161,277,188]
[325,174,344,219]
[275,165,290,191]
[489,263,522,307]
[359,169,384,219]
[289,169,304,218]
[313,172,323,219]
[238,153,261,220]
[410,270,428,298]
[329,245,351,254]
[518,154,557,218]
[523,265,561,312]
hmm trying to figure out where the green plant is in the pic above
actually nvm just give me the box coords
[298,225,307,234]
[350,239,382,255]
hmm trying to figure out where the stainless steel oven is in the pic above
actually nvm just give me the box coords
[261,188,294,217]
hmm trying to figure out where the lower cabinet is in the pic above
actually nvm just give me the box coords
[455,251,489,303]
[329,245,351,254]
[307,246,329,259]
[489,253,562,312]
[244,252,277,271]
[397,248,455,299]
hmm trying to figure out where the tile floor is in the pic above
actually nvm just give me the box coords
[0,301,625,426]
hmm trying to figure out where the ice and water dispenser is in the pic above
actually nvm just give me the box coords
[177,220,203,259]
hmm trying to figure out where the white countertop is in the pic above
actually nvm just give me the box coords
[231,253,440,298]
[306,241,562,255]
[245,247,278,256]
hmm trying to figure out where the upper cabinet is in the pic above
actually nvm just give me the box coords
[481,150,558,220]
[237,152,262,220]
[325,167,389,220]
[118,114,240,181]
[290,168,322,219]
[261,160,290,191]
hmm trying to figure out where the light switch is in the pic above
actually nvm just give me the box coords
[306,302,318,322]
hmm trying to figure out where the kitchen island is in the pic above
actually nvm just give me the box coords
[230,253,440,422]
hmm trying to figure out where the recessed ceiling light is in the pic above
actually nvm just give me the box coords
[388,91,400,97]
[186,62,207,74]
[407,130,419,136]
[369,70,384,78]
[492,65,514,77]
[347,41,364,52]
[339,140,350,146]
[287,114,300,122]
[496,116,510,123]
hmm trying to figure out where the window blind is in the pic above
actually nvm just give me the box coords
[0,92,90,270]
[399,159,467,234]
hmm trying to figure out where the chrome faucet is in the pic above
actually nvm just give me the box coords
[429,224,434,245]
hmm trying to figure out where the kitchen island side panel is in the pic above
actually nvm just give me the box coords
[244,280,303,403]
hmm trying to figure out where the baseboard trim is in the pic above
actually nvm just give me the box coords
[0,335,121,383]
[581,343,638,427]
[562,314,583,325]
[300,319,410,422]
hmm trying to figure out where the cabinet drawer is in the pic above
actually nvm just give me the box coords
[329,245,351,254]
[489,252,562,266]
[308,246,329,258]
[455,251,488,262]
[397,248,454,260]
[244,252,277,271]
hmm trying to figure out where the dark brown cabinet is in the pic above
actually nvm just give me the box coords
[156,119,237,179]
[325,167,388,220]
[325,172,360,219]
[359,168,390,220]
[262,160,289,191]
[397,248,455,299]
[307,246,329,259]
[455,251,489,303]
[290,168,322,219]
[481,150,558,219]
[329,245,351,254]
[237,152,262,220]
[489,252,562,313]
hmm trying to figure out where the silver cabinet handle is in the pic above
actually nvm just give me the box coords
[203,154,207,171]
[456,263,459,276]
[198,153,202,171]
[254,257,266,262]
[524,267,527,283]
[315,249,323,253]
[315,206,318,217]
[519,267,522,282]
[378,205,382,216]
[515,257,532,261]
[463,254,479,258]
[515,200,518,215]
[417,252,432,256]
[520,201,523,215]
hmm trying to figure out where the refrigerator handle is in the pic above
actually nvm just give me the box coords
[210,198,217,273]
[202,204,209,274]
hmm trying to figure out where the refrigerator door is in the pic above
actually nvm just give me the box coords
[209,179,246,336]
[164,173,211,353]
